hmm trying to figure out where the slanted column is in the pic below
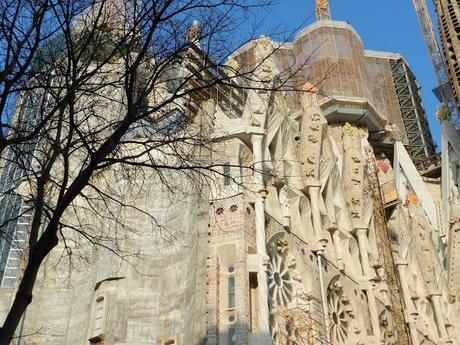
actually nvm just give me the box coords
[251,133,270,336]
[395,259,418,319]
[328,224,345,271]
[355,228,372,277]
[358,280,381,341]
[309,183,323,241]
[395,259,419,345]
[430,292,451,342]
[355,228,380,340]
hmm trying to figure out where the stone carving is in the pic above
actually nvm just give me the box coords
[186,20,201,43]
[266,233,309,344]
[267,244,300,306]
[327,278,353,344]
[298,96,326,186]
[379,309,397,345]
[342,122,365,227]
[225,58,239,77]
[436,104,450,122]
[279,185,291,230]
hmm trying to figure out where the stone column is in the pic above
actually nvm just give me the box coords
[328,224,344,271]
[395,260,418,319]
[364,282,382,342]
[251,133,270,336]
[356,228,372,276]
[355,228,381,340]
[395,259,419,345]
[308,180,330,344]
[309,183,323,241]
[430,292,450,341]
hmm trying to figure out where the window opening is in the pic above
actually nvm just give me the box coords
[223,162,231,185]
[228,276,235,308]
[228,326,236,345]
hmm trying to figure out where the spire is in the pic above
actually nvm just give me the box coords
[316,0,331,21]
[187,20,202,45]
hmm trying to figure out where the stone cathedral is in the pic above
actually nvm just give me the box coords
[1,9,460,345]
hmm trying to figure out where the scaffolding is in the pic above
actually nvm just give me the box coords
[272,293,331,345]
[0,89,44,286]
[389,58,437,160]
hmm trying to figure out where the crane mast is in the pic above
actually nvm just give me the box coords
[412,0,458,126]
[316,0,331,21]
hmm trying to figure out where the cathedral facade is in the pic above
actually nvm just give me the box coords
[0,17,459,345]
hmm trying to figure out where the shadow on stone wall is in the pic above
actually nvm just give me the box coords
[196,322,273,345]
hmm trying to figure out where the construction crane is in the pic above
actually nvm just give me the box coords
[315,0,331,21]
[412,0,459,127]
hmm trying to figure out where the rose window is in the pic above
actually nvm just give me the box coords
[267,251,295,306]
[327,280,349,343]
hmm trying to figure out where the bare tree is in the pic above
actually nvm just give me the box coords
[0,0,56,154]
[0,0,324,343]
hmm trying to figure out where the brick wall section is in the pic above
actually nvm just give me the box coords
[206,194,256,345]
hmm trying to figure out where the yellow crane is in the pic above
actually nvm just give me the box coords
[412,0,458,126]
[315,0,331,21]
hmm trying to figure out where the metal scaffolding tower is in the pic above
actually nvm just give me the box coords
[389,58,437,160]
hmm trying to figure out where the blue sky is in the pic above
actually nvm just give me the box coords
[256,0,442,149]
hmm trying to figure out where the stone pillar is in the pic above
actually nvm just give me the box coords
[307,180,330,344]
[395,260,418,319]
[251,134,270,336]
[395,259,419,345]
[328,224,344,271]
[356,228,372,277]
[362,281,382,342]
[309,183,323,241]
[355,228,381,340]
[430,292,450,341]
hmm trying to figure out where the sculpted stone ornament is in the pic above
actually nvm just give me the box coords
[298,92,326,188]
[379,309,397,345]
[225,58,239,78]
[248,36,277,127]
[342,122,364,227]
[279,186,291,230]
[186,20,202,43]
[343,122,357,138]
[384,123,404,143]
[436,104,450,122]
[328,278,355,344]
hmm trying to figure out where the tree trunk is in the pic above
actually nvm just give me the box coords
[0,246,55,344]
